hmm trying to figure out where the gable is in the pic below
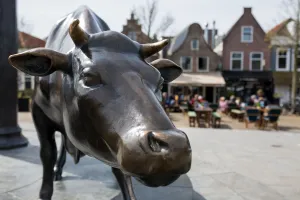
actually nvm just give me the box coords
[223,9,266,42]
[265,18,293,41]
[167,23,215,56]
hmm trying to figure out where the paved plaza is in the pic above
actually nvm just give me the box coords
[0,119,300,199]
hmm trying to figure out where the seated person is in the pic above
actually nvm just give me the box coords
[219,97,228,113]
[257,96,268,109]
[194,96,204,109]
[201,97,209,108]
[228,95,236,104]
[256,89,268,109]
[247,95,257,107]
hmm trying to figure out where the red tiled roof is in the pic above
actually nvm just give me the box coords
[18,31,46,48]
[266,18,293,38]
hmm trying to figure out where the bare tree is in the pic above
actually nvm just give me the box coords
[269,0,300,112]
[134,0,175,38]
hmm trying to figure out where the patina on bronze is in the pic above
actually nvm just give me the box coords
[8,6,192,200]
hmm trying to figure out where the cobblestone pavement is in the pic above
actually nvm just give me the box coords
[0,115,299,199]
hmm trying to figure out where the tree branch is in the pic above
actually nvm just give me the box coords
[135,0,174,38]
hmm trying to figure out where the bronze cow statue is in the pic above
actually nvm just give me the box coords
[8,6,191,200]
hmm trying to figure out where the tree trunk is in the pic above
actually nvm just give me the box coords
[0,0,28,149]
[291,46,299,113]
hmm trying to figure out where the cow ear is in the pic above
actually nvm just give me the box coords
[150,59,182,83]
[8,48,69,76]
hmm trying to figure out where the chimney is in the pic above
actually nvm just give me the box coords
[204,23,209,43]
[130,11,135,20]
[211,21,216,49]
[244,7,252,14]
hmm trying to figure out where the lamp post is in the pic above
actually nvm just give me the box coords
[0,0,28,149]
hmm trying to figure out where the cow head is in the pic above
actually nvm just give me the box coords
[8,19,191,187]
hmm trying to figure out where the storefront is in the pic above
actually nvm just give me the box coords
[168,72,225,103]
[222,71,274,102]
[273,72,300,104]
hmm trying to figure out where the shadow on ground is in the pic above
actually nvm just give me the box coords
[0,143,206,200]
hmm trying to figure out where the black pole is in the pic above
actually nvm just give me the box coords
[0,0,28,149]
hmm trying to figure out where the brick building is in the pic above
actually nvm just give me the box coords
[220,7,273,101]
[121,12,159,62]
[162,23,224,103]
[18,31,46,91]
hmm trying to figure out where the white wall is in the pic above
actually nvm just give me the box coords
[274,84,290,104]
[18,71,35,91]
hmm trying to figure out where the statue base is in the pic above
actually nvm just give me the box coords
[0,126,28,149]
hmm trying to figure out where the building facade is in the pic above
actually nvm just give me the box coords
[121,12,159,62]
[266,19,300,104]
[162,23,224,103]
[18,31,46,92]
[221,7,273,101]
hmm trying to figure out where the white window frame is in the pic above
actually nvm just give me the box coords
[191,39,199,50]
[196,56,209,72]
[180,56,193,72]
[24,74,34,90]
[291,48,300,72]
[249,52,264,71]
[276,48,290,71]
[230,51,244,71]
[128,31,137,41]
[241,26,253,43]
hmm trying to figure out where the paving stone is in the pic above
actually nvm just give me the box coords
[0,122,299,199]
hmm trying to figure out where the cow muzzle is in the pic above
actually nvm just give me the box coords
[118,129,192,184]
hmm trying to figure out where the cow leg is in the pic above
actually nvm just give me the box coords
[32,104,57,200]
[112,167,136,200]
[54,134,66,181]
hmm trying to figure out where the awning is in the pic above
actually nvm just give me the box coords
[169,72,225,87]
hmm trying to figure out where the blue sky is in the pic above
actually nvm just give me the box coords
[17,0,287,39]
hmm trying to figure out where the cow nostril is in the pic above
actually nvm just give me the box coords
[147,132,169,153]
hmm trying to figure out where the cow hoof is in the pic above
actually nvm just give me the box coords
[54,171,63,181]
[54,173,62,181]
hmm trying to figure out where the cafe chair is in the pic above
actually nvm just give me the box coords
[244,108,260,128]
[209,103,221,128]
[262,108,282,130]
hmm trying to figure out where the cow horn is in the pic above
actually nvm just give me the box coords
[140,39,169,58]
[69,19,89,47]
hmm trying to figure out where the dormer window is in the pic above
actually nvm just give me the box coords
[128,31,137,41]
[241,26,253,43]
[191,39,199,50]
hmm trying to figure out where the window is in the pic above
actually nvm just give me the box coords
[128,31,137,41]
[250,52,263,71]
[180,56,192,71]
[276,49,289,71]
[197,57,209,71]
[241,26,253,43]
[230,52,243,70]
[25,74,32,89]
[191,39,199,50]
